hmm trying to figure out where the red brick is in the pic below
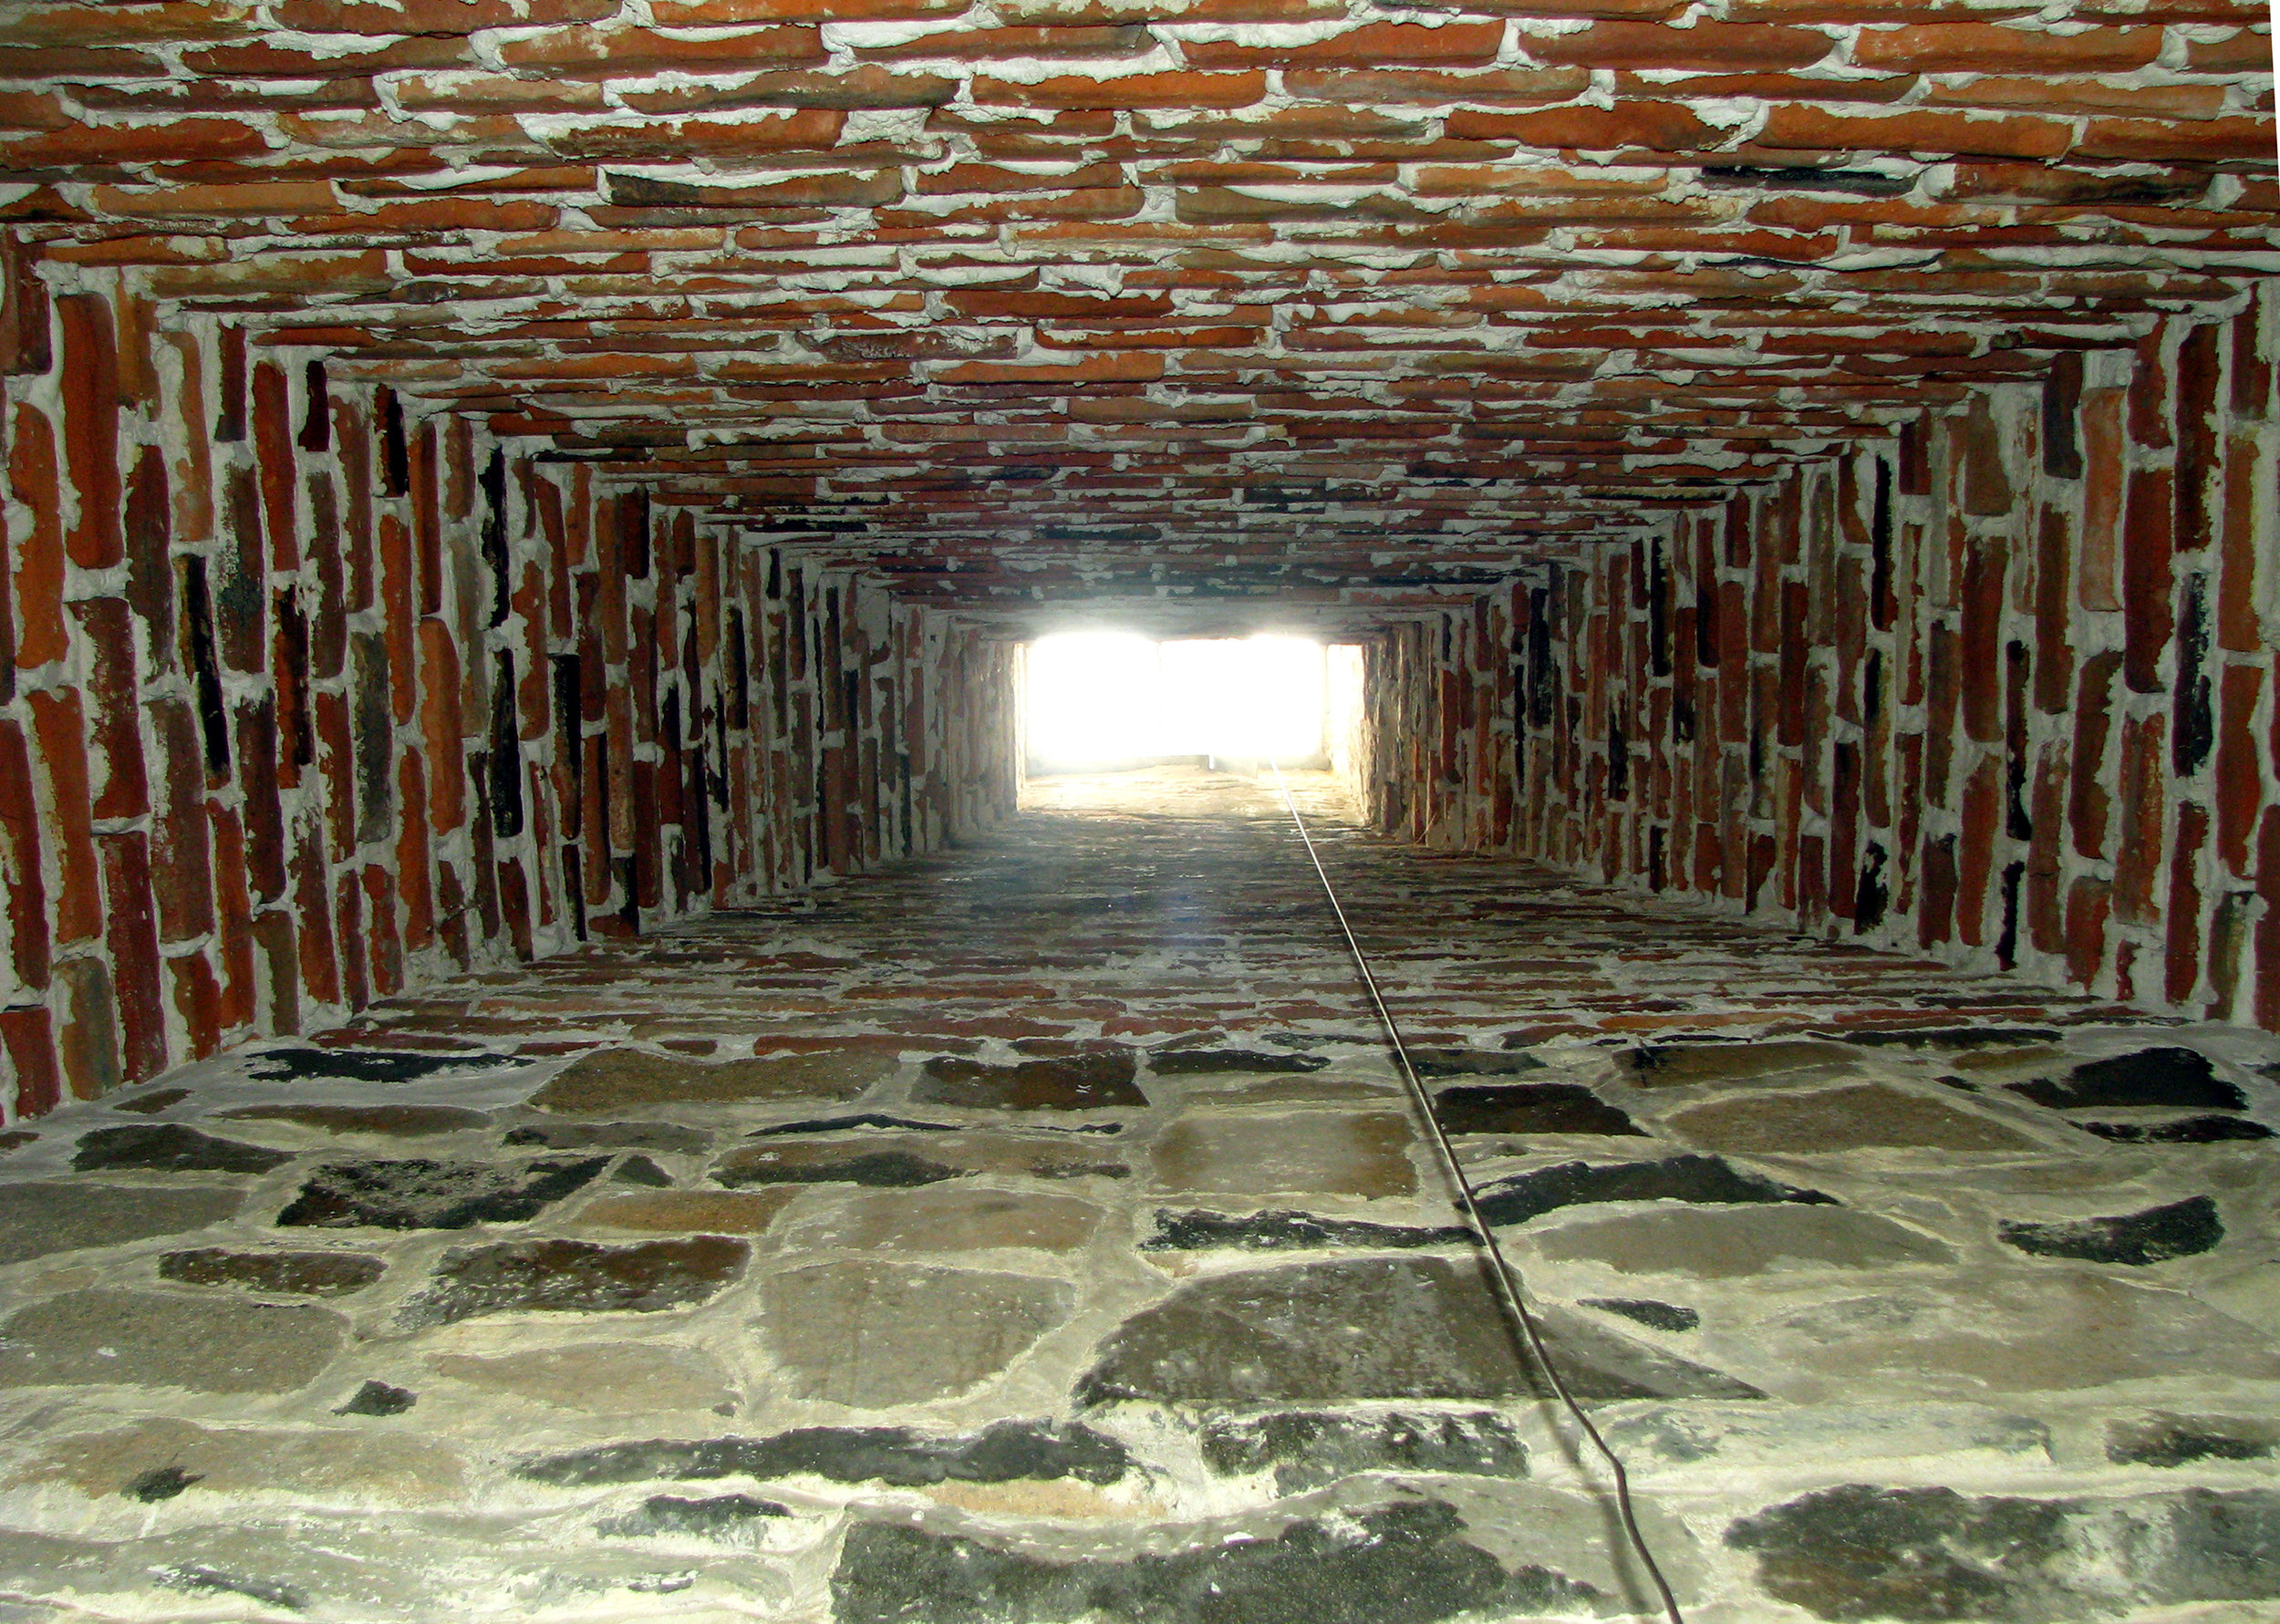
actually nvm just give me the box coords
[251,358,300,569]
[2075,116,2278,164]
[335,873,369,1010]
[98,831,167,1081]
[57,295,119,570]
[2120,466,2174,695]
[2068,650,2121,860]
[275,0,617,32]
[146,698,215,945]
[971,72,1269,109]
[1529,19,1831,68]
[418,617,466,833]
[167,952,223,1060]
[9,405,64,669]
[380,512,416,726]
[1755,104,2071,160]
[2064,875,2111,989]
[122,444,172,670]
[1957,539,2005,743]
[290,821,340,1010]
[52,955,119,1100]
[2077,387,2124,613]
[362,863,404,996]
[2218,434,2264,653]
[2213,661,2264,878]
[25,688,100,945]
[70,598,148,822]
[398,752,437,952]
[0,1005,60,1118]
[496,24,825,75]
[235,697,287,905]
[1187,21,1505,68]
[205,803,256,1034]
[6,119,270,169]
[2166,799,2210,1006]
[0,719,50,991]
[1956,754,2000,946]
[250,907,300,1036]
[1853,22,2161,72]
[2258,809,2280,1029]
[2112,712,2168,926]
[1447,102,1716,150]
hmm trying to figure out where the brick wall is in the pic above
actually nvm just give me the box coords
[0,271,1017,1119]
[1352,289,2280,1032]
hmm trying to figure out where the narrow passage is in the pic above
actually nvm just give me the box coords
[0,767,2274,1623]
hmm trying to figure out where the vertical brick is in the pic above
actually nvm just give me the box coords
[0,1005,60,1118]
[0,239,50,378]
[71,598,149,821]
[122,445,172,671]
[251,360,300,569]
[147,698,215,944]
[25,688,100,944]
[57,292,120,569]
[380,512,416,725]
[52,955,119,1099]
[412,420,441,615]
[289,821,339,1010]
[2111,712,2167,926]
[98,832,167,1082]
[2076,387,2124,613]
[168,953,223,1060]
[396,752,436,951]
[206,803,257,1033]
[0,719,50,992]
[2065,875,2111,989]
[216,464,266,673]
[418,617,465,833]
[2165,800,2210,1007]
[2213,662,2264,880]
[9,403,64,670]
[2120,466,2173,694]
[250,908,300,1036]
[235,696,287,904]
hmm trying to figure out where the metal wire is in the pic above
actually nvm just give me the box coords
[1262,758,1686,1624]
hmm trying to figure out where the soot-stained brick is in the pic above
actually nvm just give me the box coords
[916,1051,1149,1111]
[2007,1048,2247,1112]
[275,1155,608,1229]
[1474,1155,1836,1226]
[1727,1483,2280,1622]
[1997,1195,2224,1267]
[1431,1082,1645,1136]
[520,1420,1130,1489]
[1199,1411,1529,1494]
[247,1047,523,1084]
[398,1236,749,1328]
[1142,1208,1471,1252]
[71,1124,294,1175]
[831,1500,1606,1624]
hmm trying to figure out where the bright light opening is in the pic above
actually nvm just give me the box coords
[1024,633,1330,771]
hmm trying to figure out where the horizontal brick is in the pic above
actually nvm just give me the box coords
[1185,21,1507,69]
[1851,22,2164,72]
[1527,20,1833,69]
[1282,66,1591,105]
[1446,102,1720,150]
[273,0,616,31]
[969,71,1269,109]
[2074,116,2280,163]
[1754,104,2072,159]
[495,26,827,76]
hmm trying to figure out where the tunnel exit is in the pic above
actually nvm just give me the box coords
[1021,632,1363,778]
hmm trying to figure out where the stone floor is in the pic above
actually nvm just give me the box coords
[0,766,2275,1623]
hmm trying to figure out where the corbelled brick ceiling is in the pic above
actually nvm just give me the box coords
[5,0,2272,617]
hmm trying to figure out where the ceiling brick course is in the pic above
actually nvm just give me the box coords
[0,0,2268,616]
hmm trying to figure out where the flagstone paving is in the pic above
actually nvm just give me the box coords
[0,768,2274,1622]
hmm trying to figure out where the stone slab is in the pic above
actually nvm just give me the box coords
[1528,1205,1955,1277]
[1150,1112,1417,1198]
[571,1189,798,1236]
[0,1183,242,1267]
[1665,1084,2039,1153]
[428,1342,737,1413]
[530,1048,895,1114]
[399,1236,750,1328]
[791,1186,1103,1254]
[0,1290,346,1393]
[761,1261,1074,1408]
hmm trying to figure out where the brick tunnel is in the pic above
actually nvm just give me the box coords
[0,2,2274,1619]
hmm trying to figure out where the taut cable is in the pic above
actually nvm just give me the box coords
[1262,757,1685,1624]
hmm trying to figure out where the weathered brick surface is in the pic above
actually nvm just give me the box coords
[1355,294,2280,1031]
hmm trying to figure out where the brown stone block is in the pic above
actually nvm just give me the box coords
[0,1005,59,1118]
[9,405,64,669]
[26,688,99,945]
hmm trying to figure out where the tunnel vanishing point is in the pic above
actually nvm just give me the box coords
[0,2,2272,1621]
